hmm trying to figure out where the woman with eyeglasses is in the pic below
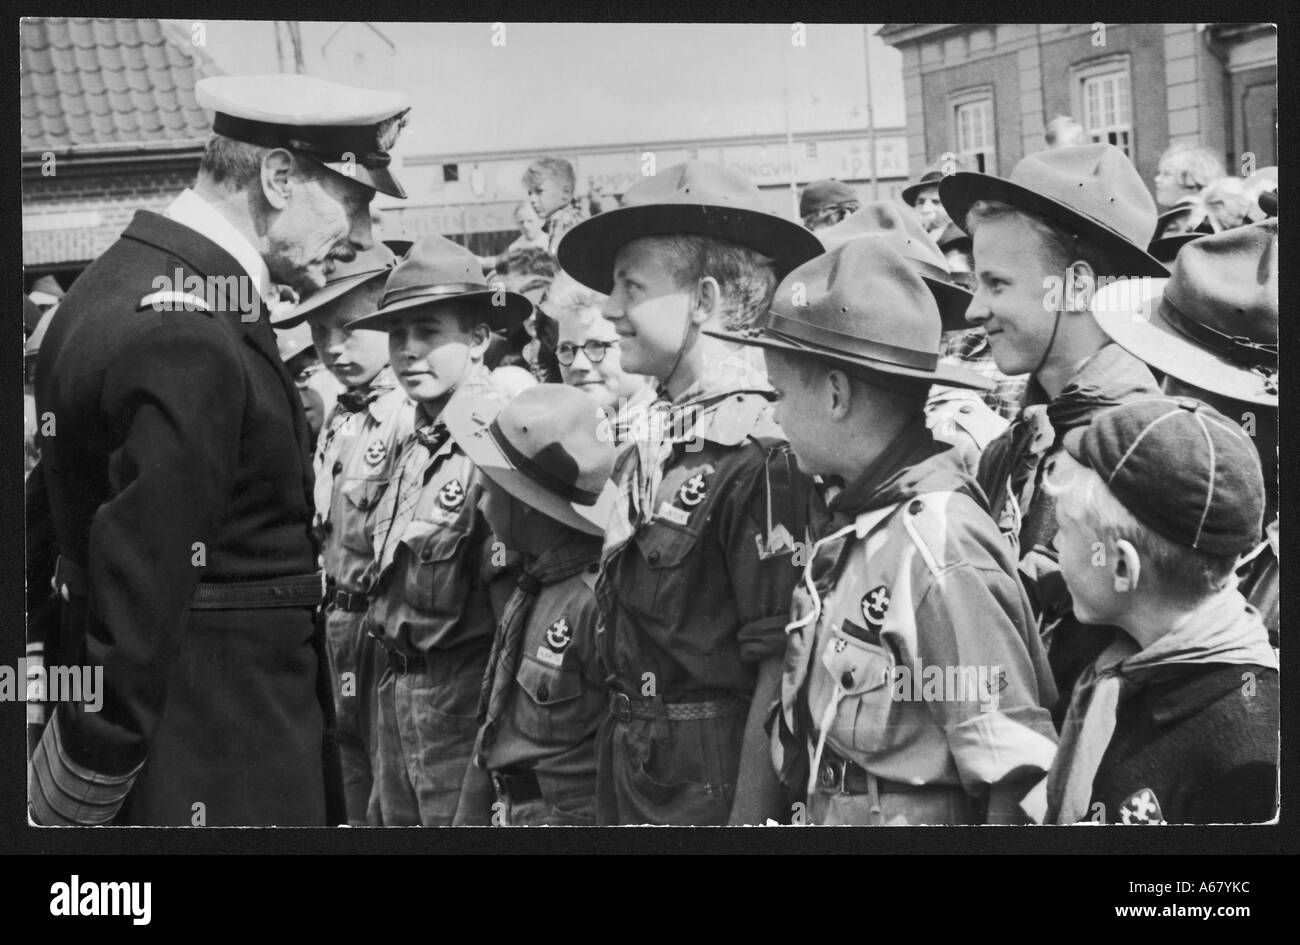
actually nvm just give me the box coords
[540,271,652,443]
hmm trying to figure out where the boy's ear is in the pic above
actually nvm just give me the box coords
[825,368,853,420]
[1112,538,1142,593]
[260,148,297,211]
[691,276,722,324]
[1064,259,1098,313]
[468,323,493,360]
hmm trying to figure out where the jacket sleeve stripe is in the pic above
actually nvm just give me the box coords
[29,714,143,825]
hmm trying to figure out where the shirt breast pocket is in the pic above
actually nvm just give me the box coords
[338,477,388,555]
[819,625,896,757]
[627,520,698,627]
[514,654,600,748]
[400,521,471,615]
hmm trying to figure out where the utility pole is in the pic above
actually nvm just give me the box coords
[864,25,879,200]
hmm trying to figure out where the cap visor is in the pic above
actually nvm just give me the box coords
[345,289,533,334]
[320,161,406,200]
[270,268,389,327]
[703,325,994,392]
[444,395,616,536]
[939,173,1169,278]
[1091,278,1277,406]
[557,204,824,294]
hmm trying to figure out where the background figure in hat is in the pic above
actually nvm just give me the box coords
[558,159,823,825]
[710,237,1057,825]
[540,271,653,444]
[347,234,532,826]
[815,201,1008,475]
[902,156,960,238]
[523,156,589,256]
[274,321,340,441]
[445,384,619,825]
[1092,220,1279,647]
[27,73,408,826]
[492,246,561,382]
[940,143,1166,723]
[1034,398,1276,824]
[799,178,860,231]
[273,242,414,825]
[1152,143,1224,239]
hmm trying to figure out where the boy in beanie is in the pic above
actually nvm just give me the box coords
[446,384,618,825]
[345,234,533,825]
[1035,398,1277,824]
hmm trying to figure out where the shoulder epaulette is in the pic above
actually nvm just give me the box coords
[137,291,214,313]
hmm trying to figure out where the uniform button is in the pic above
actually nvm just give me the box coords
[420,549,433,562]
[357,499,369,509]
[648,550,660,565]
[537,682,550,701]
[959,404,973,414]
[323,522,334,535]
[840,671,854,689]
[908,499,924,515]
[587,563,599,574]
[332,461,343,475]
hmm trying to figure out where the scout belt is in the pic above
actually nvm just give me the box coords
[365,626,425,676]
[608,690,746,724]
[324,585,370,613]
[53,555,322,609]
[817,746,949,796]
[491,767,543,804]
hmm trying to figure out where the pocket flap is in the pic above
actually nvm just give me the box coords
[635,520,697,570]
[516,654,585,706]
[401,523,469,564]
[340,477,386,512]
[821,625,893,696]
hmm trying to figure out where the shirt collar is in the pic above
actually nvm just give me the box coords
[654,347,775,447]
[164,189,275,305]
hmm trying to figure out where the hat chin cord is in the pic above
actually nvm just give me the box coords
[661,297,699,399]
[1031,303,1064,381]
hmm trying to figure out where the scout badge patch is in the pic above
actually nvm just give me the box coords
[536,617,572,668]
[364,439,387,467]
[437,478,465,512]
[1118,788,1165,825]
[861,585,890,631]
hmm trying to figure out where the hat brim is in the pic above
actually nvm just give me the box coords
[703,324,994,392]
[557,203,824,294]
[900,180,941,207]
[940,172,1169,278]
[1146,233,1204,266]
[924,276,974,332]
[1091,278,1277,407]
[443,396,617,536]
[344,289,534,334]
[270,267,390,327]
[320,160,406,200]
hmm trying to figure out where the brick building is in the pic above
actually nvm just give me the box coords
[21,17,218,294]
[878,23,1276,190]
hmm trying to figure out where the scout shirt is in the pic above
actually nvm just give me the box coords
[773,419,1058,809]
[597,351,814,701]
[924,384,1008,477]
[977,343,1159,719]
[313,366,403,526]
[319,381,414,595]
[367,367,515,657]
[479,534,606,778]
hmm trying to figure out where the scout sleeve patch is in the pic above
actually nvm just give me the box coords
[364,439,388,467]
[436,479,465,512]
[1118,788,1165,825]
[535,617,572,668]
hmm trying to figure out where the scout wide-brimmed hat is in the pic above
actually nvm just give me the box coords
[1091,219,1277,406]
[557,160,824,294]
[900,155,963,207]
[445,384,617,536]
[816,201,973,331]
[704,237,992,392]
[940,143,1168,277]
[274,321,316,363]
[345,234,533,333]
[271,242,398,327]
[1146,230,1206,267]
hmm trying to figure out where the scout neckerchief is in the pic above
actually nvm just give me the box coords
[602,351,770,562]
[1045,588,1277,824]
[1000,344,1159,555]
[476,532,603,756]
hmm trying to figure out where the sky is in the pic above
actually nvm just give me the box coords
[173,21,905,158]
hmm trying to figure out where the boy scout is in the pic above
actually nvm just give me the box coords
[271,243,412,824]
[345,235,532,826]
[815,201,1005,473]
[29,74,407,826]
[1091,221,1279,646]
[558,160,824,825]
[939,144,1166,715]
[1037,398,1277,824]
[709,238,1058,825]
[445,384,619,825]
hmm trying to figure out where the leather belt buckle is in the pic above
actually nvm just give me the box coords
[610,691,632,723]
[818,757,846,794]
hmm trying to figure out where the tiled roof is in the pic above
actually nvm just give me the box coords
[21,17,219,154]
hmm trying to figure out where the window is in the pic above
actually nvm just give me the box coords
[954,98,995,173]
[804,140,819,160]
[1071,56,1134,157]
